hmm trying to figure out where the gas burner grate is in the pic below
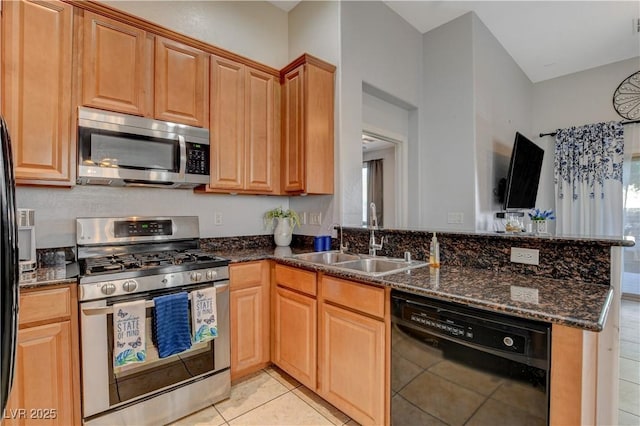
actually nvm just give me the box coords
[185,250,218,262]
[85,254,141,275]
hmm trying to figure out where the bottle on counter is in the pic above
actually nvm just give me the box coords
[429,232,440,268]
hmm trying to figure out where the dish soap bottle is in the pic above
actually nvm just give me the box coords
[429,233,440,267]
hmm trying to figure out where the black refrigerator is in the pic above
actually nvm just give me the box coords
[0,115,19,412]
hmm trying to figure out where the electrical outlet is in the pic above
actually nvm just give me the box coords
[510,286,539,304]
[510,247,539,265]
[309,212,322,226]
[447,212,464,224]
[214,212,223,226]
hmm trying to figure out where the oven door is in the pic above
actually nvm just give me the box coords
[79,280,229,419]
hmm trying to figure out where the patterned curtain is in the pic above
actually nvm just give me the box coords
[554,121,624,236]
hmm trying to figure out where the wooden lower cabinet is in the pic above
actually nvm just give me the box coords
[319,303,386,425]
[273,285,317,390]
[318,275,389,426]
[5,285,80,426]
[230,261,270,381]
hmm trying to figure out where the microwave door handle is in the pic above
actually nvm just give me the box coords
[178,135,187,179]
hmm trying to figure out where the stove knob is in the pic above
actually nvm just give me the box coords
[190,272,202,282]
[101,283,116,295]
[123,280,138,293]
[205,270,217,281]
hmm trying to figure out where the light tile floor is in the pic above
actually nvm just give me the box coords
[620,298,640,425]
[168,366,356,426]
[172,299,640,426]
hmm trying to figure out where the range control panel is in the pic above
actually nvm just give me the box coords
[114,220,173,237]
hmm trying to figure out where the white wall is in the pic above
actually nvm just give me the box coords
[16,186,288,248]
[471,14,533,231]
[102,0,289,68]
[421,13,476,231]
[339,1,422,227]
[532,57,640,213]
[17,0,291,248]
[288,1,339,65]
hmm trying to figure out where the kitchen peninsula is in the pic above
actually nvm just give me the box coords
[202,228,633,426]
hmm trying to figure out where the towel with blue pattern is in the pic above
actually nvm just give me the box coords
[153,292,192,358]
[113,300,146,367]
[191,287,217,343]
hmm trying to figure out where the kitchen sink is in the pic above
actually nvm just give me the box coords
[293,251,361,264]
[333,258,427,277]
[293,251,428,277]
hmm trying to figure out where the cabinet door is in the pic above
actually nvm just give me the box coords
[82,12,152,116]
[5,322,74,426]
[319,303,385,425]
[244,68,276,192]
[273,286,316,389]
[209,55,245,190]
[230,286,268,380]
[230,261,270,380]
[1,0,73,185]
[304,63,334,194]
[155,37,209,127]
[281,65,305,192]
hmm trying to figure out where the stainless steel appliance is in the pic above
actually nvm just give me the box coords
[391,290,550,426]
[77,216,230,426]
[17,208,36,273]
[0,116,20,412]
[77,107,210,189]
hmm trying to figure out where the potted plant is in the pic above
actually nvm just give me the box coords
[528,208,555,235]
[264,207,301,246]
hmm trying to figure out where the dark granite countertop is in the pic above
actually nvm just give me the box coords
[19,262,79,290]
[214,247,612,332]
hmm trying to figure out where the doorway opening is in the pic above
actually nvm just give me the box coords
[362,131,402,228]
[623,154,640,300]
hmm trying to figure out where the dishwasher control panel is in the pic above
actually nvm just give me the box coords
[391,291,550,359]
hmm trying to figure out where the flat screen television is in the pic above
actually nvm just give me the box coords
[501,132,544,211]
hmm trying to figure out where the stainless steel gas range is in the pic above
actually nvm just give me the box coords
[76,216,230,426]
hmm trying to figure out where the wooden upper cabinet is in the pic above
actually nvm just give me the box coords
[282,65,305,192]
[206,56,278,193]
[82,12,153,116]
[1,0,74,185]
[154,37,209,127]
[281,54,335,195]
[244,67,277,192]
[209,55,245,190]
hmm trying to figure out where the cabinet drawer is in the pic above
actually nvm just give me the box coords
[230,261,266,290]
[275,264,317,296]
[321,276,385,319]
[19,286,71,325]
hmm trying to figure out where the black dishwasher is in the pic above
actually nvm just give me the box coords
[391,290,550,426]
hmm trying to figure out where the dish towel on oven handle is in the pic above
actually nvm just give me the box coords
[113,300,147,367]
[153,292,192,358]
[191,286,218,343]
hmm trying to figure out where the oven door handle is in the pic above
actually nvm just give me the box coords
[81,282,230,317]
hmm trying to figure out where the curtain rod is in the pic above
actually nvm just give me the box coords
[539,119,640,138]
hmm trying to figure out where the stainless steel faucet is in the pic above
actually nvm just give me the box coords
[368,202,384,256]
[333,223,348,253]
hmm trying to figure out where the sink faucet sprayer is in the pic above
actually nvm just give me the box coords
[369,202,384,256]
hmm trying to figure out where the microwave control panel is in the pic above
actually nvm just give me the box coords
[185,142,210,175]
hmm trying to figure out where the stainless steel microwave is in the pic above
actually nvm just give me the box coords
[77,107,210,189]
